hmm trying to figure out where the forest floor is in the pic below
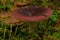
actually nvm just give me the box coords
[0,0,60,40]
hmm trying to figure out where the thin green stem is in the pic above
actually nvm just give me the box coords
[15,25,18,36]
[4,24,6,40]
[9,24,12,40]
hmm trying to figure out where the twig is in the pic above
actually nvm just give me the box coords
[4,24,6,40]
[9,24,12,40]
[15,25,18,36]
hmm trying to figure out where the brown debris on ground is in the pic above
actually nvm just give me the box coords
[0,13,20,24]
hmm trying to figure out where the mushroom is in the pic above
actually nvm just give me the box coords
[0,6,52,33]
[11,6,52,33]
[12,6,52,22]
[0,6,52,24]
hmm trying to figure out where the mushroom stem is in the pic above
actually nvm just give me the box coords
[28,22,38,33]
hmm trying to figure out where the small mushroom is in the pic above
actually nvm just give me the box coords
[12,6,52,32]
[0,6,52,24]
[12,6,52,22]
[0,6,52,33]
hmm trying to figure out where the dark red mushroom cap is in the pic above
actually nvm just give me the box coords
[12,6,52,21]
